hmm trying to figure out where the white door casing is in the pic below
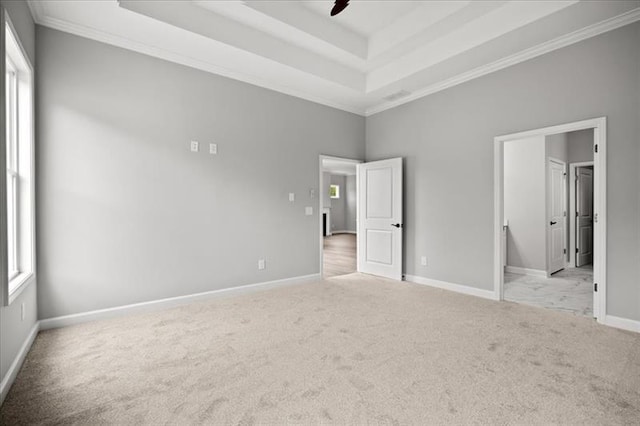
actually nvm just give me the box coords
[357,158,403,280]
[576,167,593,267]
[547,158,566,275]
[495,117,606,323]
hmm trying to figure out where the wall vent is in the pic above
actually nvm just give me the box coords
[383,90,411,102]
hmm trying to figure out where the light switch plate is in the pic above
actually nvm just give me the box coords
[258,259,266,270]
[421,256,428,266]
[305,206,313,216]
[209,143,217,155]
[190,141,199,152]
[289,193,295,202]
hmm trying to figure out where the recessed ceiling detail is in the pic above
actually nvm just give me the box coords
[28,0,640,115]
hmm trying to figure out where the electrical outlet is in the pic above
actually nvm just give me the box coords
[209,143,217,155]
[258,259,266,270]
[289,192,295,202]
[421,256,428,267]
[21,303,25,321]
[190,140,199,152]
[309,189,315,199]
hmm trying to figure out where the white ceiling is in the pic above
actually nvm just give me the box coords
[28,0,640,116]
[301,1,423,37]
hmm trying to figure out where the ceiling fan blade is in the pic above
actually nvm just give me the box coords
[331,0,350,16]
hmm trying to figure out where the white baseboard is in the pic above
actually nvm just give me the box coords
[601,315,640,333]
[505,265,547,278]
[40,273,320,330]
[331,230,356,234]
[0,322,40,406]
[405,274,498,301]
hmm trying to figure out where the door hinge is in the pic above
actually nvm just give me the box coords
[594,144,598,153]
[564,211,567,217]
[576,211,579,217]
[594,213,598,223]
[594,283,598,292]
[563,248,566,254]
[576,248,579,253]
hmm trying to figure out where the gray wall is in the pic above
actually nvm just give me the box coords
[568,129,595,163]
[0,0,38,390]
[36,27,365,319]
[504,137,546,271]
[345,175,357,232]
[322,172,332,211]
[366,22,640,320]
[546,133,568,162]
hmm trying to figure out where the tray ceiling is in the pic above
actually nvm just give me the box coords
[28,1,640,115]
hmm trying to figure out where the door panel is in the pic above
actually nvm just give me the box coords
[357,158,403,280]
[548,159,566,275]
[366,230,393,265]
[366,168,393,218]
[576,167,593,266]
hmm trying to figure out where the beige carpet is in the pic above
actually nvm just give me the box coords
[1,273,639,425]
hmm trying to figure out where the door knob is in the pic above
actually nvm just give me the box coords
[391,223,403,228]
[550,221,557,225]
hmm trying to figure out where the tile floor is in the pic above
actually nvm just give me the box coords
[504,265,594,317]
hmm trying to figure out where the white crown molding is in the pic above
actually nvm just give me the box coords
[26,0,45,24]
[365,7,640,116]
[28,3,367,116]
[26,2,640,117]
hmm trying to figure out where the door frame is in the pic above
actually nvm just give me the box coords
[546,157,567,277]
[494,117,607,321]
[318,155,362,279]
[569,161,594,267]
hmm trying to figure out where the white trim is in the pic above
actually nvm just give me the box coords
[26,0,45,24]
[366,8,640,116]
[40,274,320,330]
[7,273,35,306]
[2,12,36,307]
[601,315,640,334]
[319,155,362,279]
[330,230,356,235]
[29,14,366,116]
[504,265,547,278]
[405,274,498,301]
[494,117,606,322]
[26,2,640,117]
[569,161,594,267]
[0,321,39,405]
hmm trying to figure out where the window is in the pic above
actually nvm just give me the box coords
[3,17,34,304]
[6,56,18,280]
[329,184,340,199]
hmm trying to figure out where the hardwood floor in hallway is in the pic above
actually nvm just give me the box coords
[323,233,356,278]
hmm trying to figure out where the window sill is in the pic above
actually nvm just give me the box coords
[8,272,35,306]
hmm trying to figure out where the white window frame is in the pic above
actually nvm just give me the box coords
[2,11,35,306]
[6,55,18,281]
[329,184,340,199]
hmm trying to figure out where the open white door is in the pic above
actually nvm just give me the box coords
[576,167,593,267]
[357,158,403,280]
[547,158,566,275]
